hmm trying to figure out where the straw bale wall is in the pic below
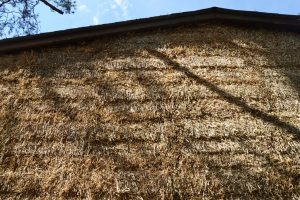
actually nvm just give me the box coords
[0,24,300,199]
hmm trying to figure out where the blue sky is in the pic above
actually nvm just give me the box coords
[37,0,300,33]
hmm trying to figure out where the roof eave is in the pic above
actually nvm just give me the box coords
[0,7,299,54]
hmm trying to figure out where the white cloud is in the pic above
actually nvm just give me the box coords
[114,0,124,6]
[91,0,131,25]
[78,4,89,12]
[111,4,117,9]
[112,0,130,20]
[93,16,99,25]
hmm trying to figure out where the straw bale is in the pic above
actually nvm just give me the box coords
[0,24,300,199]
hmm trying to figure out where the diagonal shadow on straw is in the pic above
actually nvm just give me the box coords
[147,49,300,140]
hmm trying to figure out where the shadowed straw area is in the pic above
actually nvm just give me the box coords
[147,48,300,139]
[0,24,300,199]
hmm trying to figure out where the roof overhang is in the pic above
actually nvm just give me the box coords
[1,7,300,54]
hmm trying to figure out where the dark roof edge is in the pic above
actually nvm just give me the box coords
[1,7,300,54]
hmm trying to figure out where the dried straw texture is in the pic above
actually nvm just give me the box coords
[0,24,300,199]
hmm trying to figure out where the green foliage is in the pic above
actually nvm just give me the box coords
[0,0,76,38]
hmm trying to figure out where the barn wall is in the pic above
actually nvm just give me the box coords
[0,25,300,199]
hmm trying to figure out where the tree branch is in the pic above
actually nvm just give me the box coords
[0,0,12,8]
[40,0,64,14]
